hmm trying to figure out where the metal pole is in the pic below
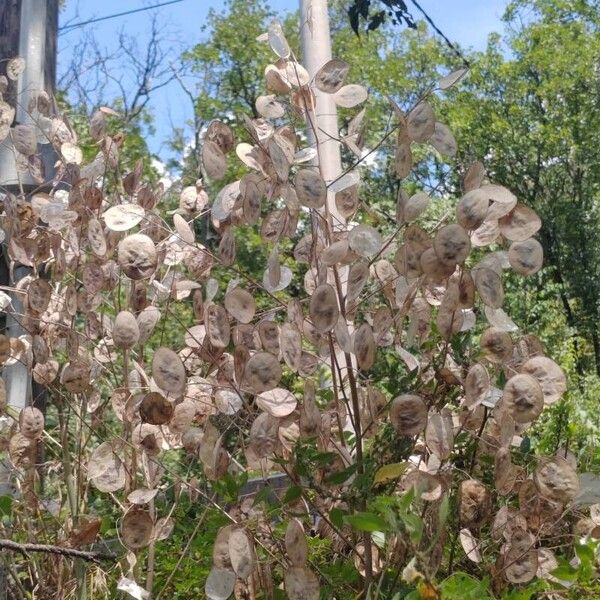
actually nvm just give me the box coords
[299,0,343,222]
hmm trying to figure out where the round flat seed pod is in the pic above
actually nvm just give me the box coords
[137,306,161,343]
[257,320,280,355]
[464,363,490,409]
[407,101,435,143]
[215,389,243,415]
[213,525,233,569]
[87,217,107,256]
[457,189,489,230]
[534,456,579,503]
[335,184,359,219]
[295,169,326,209]
[228,529,255,579]
[309,284,339,333]
[395,141,413,179]
[499,204,541,241]
[244,351,281,393]
[206,119,235,153]
[249,411,279,457]
[347,260,369,303]
[434,224,470,265]
[471,219,500,247]
[19,406,44,439]
[315,58,349,93]
[152,347,186,396]
[139,392,174,425]
[348,224,382,257]
[420,247,456,282]
[321,239,349,266]
[284,566,320,600]
[206,304,230,349]
[218,229,236,266]
[121,509,154,548]
[521,356,566,405]
[224,287,255,324]
[463,161,485,192]
[256,388,297,418]
[103,203,145,232]
[502,373,544,423]
[256,94,285,119]
[61,360,91,394]
[439,67,468,90]
[399,191,430,223]
[353,323,375,370]
[118,234,157,280]
[205,567,236,600]
[91,456,126,492]
[459,479,491,528]
[333,84,368,108]
[480,184,517,220]
[437,306,464,339]
[13,124,37,155]
[508,238,543,275]
[485,306,518,332]
[390,394,427,436]
[27,278,52,314]
[268,20,290,58]
[459,528,482,563]
[285,519,309,567]
[113,311,140,349]
[202,140,227,180]
[430,122,457,156]
[480,327,513,363]
[425,411,454,460]
[504,547,538,584]
[473,267,504,308]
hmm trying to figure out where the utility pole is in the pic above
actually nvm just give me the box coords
[0,0,58,483]
[299,0,343,222]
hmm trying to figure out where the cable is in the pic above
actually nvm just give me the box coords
[409,0,471,67]
[58,0,185,35]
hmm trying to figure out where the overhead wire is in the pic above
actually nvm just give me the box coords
[408,0,471,67]
[58,0,185,35]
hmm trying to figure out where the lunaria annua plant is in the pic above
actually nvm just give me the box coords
[0,20,598,600]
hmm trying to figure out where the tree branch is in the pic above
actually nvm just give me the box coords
[0,539,115,564]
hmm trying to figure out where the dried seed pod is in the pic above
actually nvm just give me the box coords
[205,567,236,600]
[534,456,579,503]
[118,233,157,280]
[152,347,186,396]
[244,351,281,393]
[309,284,339,333]
[202,140,227,180]
[333,84,368,108]
[389,394,427,436]
[459,479,492,529]
[224,287,255,324]
[480,327,513,363]
[434,224,471,265]
[499,204,541,241]
[285,518,308,566]
[113,311,140,349]
[353,323,375,370]
[121,508,154,550]
[284,567,320,600]
[295,169,326,209]
[473,267,504,308]
[249,411,279,457]
[430,122,457,156]
[521,356,566,405]
[348,224,382,258]
[228,528,255,579]
[19,406,44,439]
[508,238,543,275]
[205,304,231,349]
[457,189,489,230]
[139,392,174,425]
[407,101,435,142]
[256,388,297,418]
[27,279,52,314]
[425,411,454,459]
[103,203,145,231]
[502,373,543,423]
[464,363,490,409]
[315,58,349,93]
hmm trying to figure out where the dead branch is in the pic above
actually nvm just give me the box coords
[0,539,115,564]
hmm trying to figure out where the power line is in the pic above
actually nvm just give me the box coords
[59,0,185,35]
[409,0,471,68]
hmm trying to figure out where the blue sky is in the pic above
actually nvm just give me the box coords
[58,0,509,159]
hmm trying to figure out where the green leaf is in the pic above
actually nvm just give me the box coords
[575,542,594,564]
[329,507,345,529]
[283,485,302,504]
[373,462,408,484]
[0,496,12,517]
[401,512,423,545]
[440,572,492,599]
[324,464,357,485]
[550,561,578,581]
[344,512,387,533]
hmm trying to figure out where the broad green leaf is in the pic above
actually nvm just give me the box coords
[440,572,492,599]
[373,462,408,484]
[0,496,12,517]
[344,512,387,533]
